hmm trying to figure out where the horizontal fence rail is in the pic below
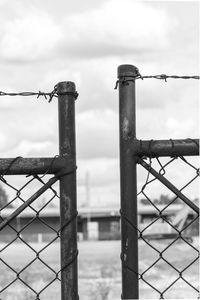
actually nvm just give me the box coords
[117,64,199,299]
[132,139,199,157]
[0,66,199,300]
[0,82,78,300]
[0,157,70,175]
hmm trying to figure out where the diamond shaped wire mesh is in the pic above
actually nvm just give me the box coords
[0,162,77,300]
[136,156,199,299]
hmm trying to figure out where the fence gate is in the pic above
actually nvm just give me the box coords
[0,82,78,299]
[117,64,199,299]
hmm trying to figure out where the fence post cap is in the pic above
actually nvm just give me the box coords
[118,64,138,78]
[56,81,76,93]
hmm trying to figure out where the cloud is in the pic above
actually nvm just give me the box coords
[0,99,58,156]
[136,77,199,110]
[165,118,195,138]
[0,11,63,62]
[0,0,6,5]
[0,0,198,209]
[0,98,119,160]
[42,68,82,91]
[60,0,171,58]
[76,109,118,159]
[12,140,53,157]
[0,132,7,151]
[0,0,172,63]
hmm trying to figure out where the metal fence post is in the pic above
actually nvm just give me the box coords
[57,81,78,300]
[118,65,139,299]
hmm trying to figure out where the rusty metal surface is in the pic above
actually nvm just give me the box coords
[0,83,78,300]
[57,81,78,300]
[131,139,199,157]
[118,64,139,299]
[117,64,199,299]
[0,157,70,175]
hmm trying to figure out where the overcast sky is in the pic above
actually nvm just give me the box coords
[0,0,199,207]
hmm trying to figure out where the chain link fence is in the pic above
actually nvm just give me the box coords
[117,64,199,299]
[0,167,60,299]
[0,66,199,300]
[0,82,78,300]
[137,154,199,299]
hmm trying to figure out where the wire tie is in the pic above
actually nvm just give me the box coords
[136,68,143,80]
[114,80,119,89]
[148,139,154,158]
[48,90,56,103]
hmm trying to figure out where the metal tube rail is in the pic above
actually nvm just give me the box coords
[0,157,69,175]
[131,139,199,157]
[57,81,78,300]
[118,64,139,299]
[137,157,199,214]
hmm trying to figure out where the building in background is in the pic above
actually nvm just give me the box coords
[0,203,198,243]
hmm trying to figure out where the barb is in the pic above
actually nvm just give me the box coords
[0,85,79,102]
[0,90,57,102]
[115,72,200,89]
[138,74,200,81]
[40,155,59,178]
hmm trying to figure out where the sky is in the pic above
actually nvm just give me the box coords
[0,0,199,208]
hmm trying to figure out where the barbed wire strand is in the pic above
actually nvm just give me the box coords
[115,71,200,89]
[0,85,79,102]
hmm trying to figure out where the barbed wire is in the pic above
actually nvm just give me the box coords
[0,85,79,102]
[115,71,200,89]
[137,73,200,81]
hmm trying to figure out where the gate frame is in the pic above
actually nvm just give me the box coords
[118,65,139,299]
[0,81,78,300]
[117,64,199,299]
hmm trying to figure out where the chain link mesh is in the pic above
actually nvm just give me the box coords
[0,159,77,299]
[0,86,78,299]
[121,150,199,299]
[0,156,78,299]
